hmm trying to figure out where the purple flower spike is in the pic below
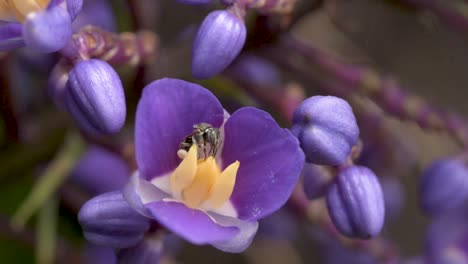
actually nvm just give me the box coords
[291,96,359,166]
[303,162,334,200]
[420,157,468,216]
[78,191,151,249]
[326,165,385,239]
[71,146,130,195]
[22,5,72,53]
[66,59,126,135]
[192,10,246,79]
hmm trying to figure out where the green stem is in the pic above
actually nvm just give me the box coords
[36,197,58,264]
[11,133,86,230]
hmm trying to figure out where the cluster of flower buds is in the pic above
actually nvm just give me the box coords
[291,95,386,239]
[0,0,82,53]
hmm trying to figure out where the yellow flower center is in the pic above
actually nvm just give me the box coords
[1,0,50,22]
[170,145,240,209]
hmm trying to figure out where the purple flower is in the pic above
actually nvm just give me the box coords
[229,54,281,86]
[291,96,359,166]
[70,146,130,195]
[420,157,468,216]
[65,59,126,135]
[326,165,385,239]
[0,0,83,53]
[192,10,246,79]
[79,78,304,253]
[302,162,334,200]
[381,177,404,221]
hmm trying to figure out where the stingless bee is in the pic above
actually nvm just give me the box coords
[179,123,221,159]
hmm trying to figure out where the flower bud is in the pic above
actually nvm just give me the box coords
[117,237,162,264]
[22,6,72,53]
[303,162,334,200]
[192,10,246,79]
[291,96,359,165]
[326,166,385,239]
[71,146,130,195]
[420,157,468,216]
[229,54,281,86]
[78,191,151,249]
[65,59,126,135]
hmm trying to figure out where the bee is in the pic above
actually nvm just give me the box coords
[179,123,221,159]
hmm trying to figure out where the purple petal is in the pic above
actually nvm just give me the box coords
[135,78,224,180]
[66,0,83,21]
[70,146,130,195]
[84,244,117,264]
[22,6,72,53]
[0,23,25,51]
[78,191,151,248]
[123,173,169,218]
[209,213,258,253]
[145,201,239,245]
[222,107,305,221]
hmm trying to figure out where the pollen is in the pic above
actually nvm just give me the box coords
[170,143,239,210]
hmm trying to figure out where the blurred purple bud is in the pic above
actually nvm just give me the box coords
[229,54,281,86]
[177,0,214,4]
[22,6,72,53]
[66,59,126,135]
[326,166,385,239]
[78,191,151,249]
[71,146,129,195]
[117,237,162,264]
[83,244,117,264]
[48,62,71,109]
[291,96,359,165]
[381,177,404,220]
[0,23,25,51]
[72,0,116,32]
[303,162,334,200]
[192,10,246,79]
[420,157,468,216]
[65,0,84,21]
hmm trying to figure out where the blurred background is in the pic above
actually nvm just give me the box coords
[1,0,467,263]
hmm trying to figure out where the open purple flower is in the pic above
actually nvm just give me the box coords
[0,0,82,52]
[81,78,304,253]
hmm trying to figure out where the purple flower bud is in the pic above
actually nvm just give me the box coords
[192,10,246,79]
[381,177,404,220]
[83,244,117,264]
[72,0,116,32]
[78,191,151,249]
[291,96,359,166]
[65,59,126,135]
[326,166,385,239]
[117,237,162,264]
[22,6,72,53]
[303,162,334,200]
[65,0,84,21]
[229,54,281,86]
[48,62,71,109]
[70,146,130,195]
[420,157,468,216]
